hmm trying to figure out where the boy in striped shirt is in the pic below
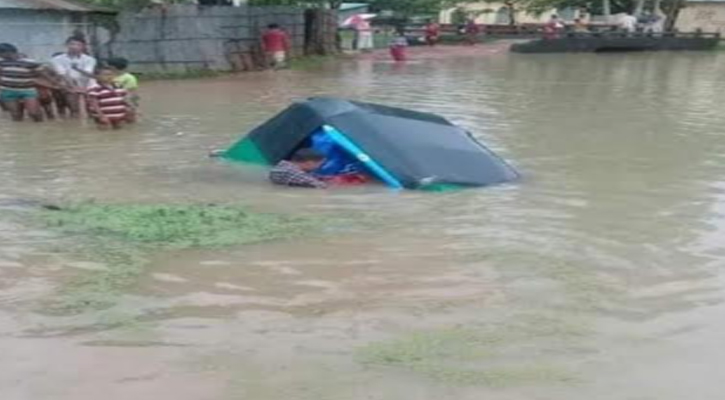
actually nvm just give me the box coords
[0,43,45,122]
[87,66,133,130]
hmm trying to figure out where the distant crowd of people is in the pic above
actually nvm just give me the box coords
[0,36,138,130]
[544,11,666,39]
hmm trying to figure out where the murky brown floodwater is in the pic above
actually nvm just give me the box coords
[3,46,725,400]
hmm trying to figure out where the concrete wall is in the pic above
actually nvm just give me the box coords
[0,9,88,61]
[105,5,329,73]
[676,2,725,32]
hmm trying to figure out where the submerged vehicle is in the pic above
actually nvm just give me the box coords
[222,97,518,190]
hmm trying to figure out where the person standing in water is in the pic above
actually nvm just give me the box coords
[51,36,97,118]
[261,24,291,69]
[87,66,133,130]
[0,43,48,122]
[355,18,375,52]
[389,29,409,62]
[424,19,441,46]
[107,57,139,107]
[464,19,480,45]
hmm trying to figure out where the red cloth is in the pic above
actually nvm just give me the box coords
[465,22,480,34]
[543,22,561,40]
[325,174,371,186]
[425,23,440,37]
[262,29,290,52]
[390,46,407,62]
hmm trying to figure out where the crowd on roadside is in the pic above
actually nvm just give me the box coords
[0,23,294,130]
[544,11,666,38]
[0,36,139,130]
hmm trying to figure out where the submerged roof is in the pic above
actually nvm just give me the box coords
[0,0,109,12]
[226,97,519,189]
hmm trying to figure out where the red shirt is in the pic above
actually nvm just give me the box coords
[465,22,480,34]
[425,23,440,37]
[262,29,290,53]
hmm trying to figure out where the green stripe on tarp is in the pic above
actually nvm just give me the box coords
[222,138,270,165]
[419,183,465,192]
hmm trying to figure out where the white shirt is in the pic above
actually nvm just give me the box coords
[52,53,97,89]
[621,15,638,32]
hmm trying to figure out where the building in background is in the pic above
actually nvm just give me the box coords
[676,0,725,32]
[0,0,113,60]
[439,2,580,25]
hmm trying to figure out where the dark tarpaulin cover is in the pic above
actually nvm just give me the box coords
[244,97,518,189]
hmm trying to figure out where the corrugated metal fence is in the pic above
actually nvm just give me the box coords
[103,5,337,73]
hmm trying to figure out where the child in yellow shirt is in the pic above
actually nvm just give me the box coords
[108,57,139,107]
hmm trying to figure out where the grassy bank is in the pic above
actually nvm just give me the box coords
[39,203,317,314]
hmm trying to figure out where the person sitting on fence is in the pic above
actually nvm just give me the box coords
[641,12,664,33]
[543,15,565,40]
[573,18,589,33]
[620,12,638,34]
[262,24,291,69]
[87,66,134,130]
[269,149,328,189]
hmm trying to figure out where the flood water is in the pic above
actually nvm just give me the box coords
[3,46,725,399]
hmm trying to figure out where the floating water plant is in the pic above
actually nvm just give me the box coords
[356,313,588,387]
[38,203,317,313]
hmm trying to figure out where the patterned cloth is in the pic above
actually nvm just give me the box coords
[87,83,128,122]
[269,160,327,189]
[0,58,42,90]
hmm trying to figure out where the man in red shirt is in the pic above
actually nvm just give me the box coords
[424,19,441,46]
[262,24,291,69]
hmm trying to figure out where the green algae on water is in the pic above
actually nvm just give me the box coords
[356,313,588,387]
[39,203,318,313]
[41,203,314,248]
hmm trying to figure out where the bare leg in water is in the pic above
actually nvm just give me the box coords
[64,92,82,119]
[20,98,43,122]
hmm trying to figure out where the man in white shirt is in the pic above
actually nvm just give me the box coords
[620,13,638,33]
[52,36,97,118]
